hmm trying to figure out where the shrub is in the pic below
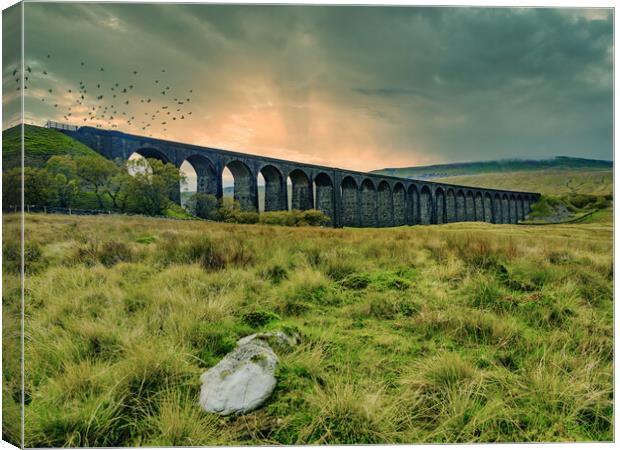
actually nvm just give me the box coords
[351,292,420,320]
[566,194,598,209]
[164,203,194,219]
[160,235,254,271]
[340,271,410,291]
[261,264,288,284]
[71,240,133,267]
[242,310,281,328]
[3,240,44,273]
[258,210,330,227]
[235,211,260,224]
[368,271,411,291]
[185,193,221,220]
[340,273,371,290]
[97,241,133,267]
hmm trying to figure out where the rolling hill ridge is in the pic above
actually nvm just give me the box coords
[372,156,612,180]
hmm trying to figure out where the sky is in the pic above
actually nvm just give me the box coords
[3,4,614,173]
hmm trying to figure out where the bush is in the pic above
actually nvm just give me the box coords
[185,193,220,220]
[259,210,330,227]
[160,235,255,271]
[261,264,288,284]
[96,241,134,267]
[3,240,44,273]
[241,310,281,328]
[164,203,194,219]
[71,240,133,267]
[340,273,371,290]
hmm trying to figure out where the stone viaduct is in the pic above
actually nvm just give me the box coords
[60,126,540,228]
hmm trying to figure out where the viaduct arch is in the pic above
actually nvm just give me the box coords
[61,126,540,228]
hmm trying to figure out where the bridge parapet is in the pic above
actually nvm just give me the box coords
[60,126,541,227]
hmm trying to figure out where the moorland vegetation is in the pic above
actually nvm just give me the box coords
[2,211,613,445]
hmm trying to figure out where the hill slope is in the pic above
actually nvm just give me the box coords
[373,156,612,180]
[2,124,102,169]
[436,168,612,196]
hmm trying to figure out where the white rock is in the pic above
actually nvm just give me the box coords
[199,332,296,416]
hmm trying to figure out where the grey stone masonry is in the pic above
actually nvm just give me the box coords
[62,126,540,228]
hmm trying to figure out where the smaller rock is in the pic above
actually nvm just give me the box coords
[199,331,297,416]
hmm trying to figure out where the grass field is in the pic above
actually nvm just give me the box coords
[2,210,613,445]
[435,168,613,196]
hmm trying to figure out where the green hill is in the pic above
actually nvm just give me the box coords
[2,124,102,169]
[373,156,612,180]
[436,168,612,196]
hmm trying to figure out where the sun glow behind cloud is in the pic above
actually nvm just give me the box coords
[7,4,613,174]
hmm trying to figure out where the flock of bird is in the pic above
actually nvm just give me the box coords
[12,55,197,137]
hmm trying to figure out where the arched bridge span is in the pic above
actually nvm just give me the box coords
[62,126,540,228]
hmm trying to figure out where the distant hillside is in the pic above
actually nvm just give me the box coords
[435,168,613,196]
[2,124,102,169]
[373,156,612,180]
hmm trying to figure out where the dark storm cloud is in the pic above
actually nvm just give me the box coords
[15,4,613,169]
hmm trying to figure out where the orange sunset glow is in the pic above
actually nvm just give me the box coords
[5,4,613,173]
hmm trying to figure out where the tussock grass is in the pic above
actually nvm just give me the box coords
[5,212,613,445]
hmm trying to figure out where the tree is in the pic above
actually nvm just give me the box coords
[46,156,80,208]
[103,160,134,212]
[124,158,183,215]
[23,167,56,207]
[2,168,22,210]
[186,193,221,220]
[46,155,77,179]
[52,174,80,208]
[75,155,119,209]
[149,158,184,202]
